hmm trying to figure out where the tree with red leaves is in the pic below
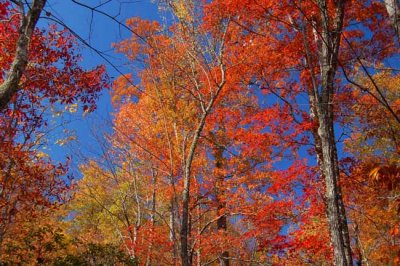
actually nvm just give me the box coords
[0,0,107,262]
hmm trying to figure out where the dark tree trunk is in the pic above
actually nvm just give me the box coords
[212,139,229,266]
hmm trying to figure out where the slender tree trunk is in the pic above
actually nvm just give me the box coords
[146,168,157,266]
[196,203,202,266]
[131,172,141,260]
[173,2,227,260]
[181,159,194,266]
[354,222,369,266]
[170,196,178,265]
[180,82,225,265]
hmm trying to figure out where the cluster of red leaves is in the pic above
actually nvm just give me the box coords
[0,3,108,128]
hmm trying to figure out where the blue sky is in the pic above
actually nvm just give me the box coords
[37,0,160,170]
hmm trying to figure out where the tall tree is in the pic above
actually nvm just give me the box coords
[306,1,352,264]
[0,0,107,259]
[112,1,232,262]
[204,0,398,264]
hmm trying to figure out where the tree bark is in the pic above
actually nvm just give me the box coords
[317,108,352,266]
[181,108,212,266]
[354,222,369,266]
[312,1,353,265]
[145,168,157,266]
[170,196,178,265]
[384,0,400,41]
[211,135,229,266]
[0,0,47,111]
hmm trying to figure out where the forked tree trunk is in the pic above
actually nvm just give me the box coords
[167,2,227,263]
[308,1,353,265]
[180,84,225,266]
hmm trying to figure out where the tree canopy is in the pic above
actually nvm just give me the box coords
[0,0,399,265]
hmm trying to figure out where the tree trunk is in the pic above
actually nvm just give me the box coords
[212,138,229,266]
[217,216,229,266]
[313,1,352,265]
[384,0,400,41]
[180,81,225,265]
[196,202,202,266]
[146,168,157,266]
[170,196,178,265]
[354,222,369,266]
[181,157,194,266]
[317,109,352,266]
